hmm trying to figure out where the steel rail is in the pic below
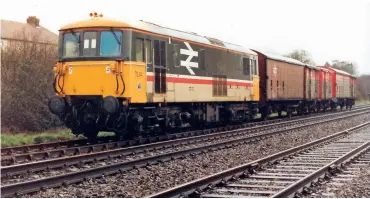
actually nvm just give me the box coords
[147,121,370,198]
[0,119,281,157]
[0,119,279,156]
[1,113,369,197]
[2,104,368,157]
[3,106,369,166]
[2,109,368,177]
[272,138,370,197]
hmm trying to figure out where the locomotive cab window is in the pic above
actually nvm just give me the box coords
[136,38,145,62]
[63,32,80,57]
[145,39,152,64]
[243,57,251,79]
[100,30,122,56]
[251,59,255,75]
[253,59,258,75]
[83,32,97,56]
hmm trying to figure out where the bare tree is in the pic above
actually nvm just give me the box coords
[356,75,370,101]
[285,49,315,65]
[1,29,60,132]
[330,60,357,75]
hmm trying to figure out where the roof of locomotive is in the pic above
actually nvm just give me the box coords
[252,50,306,66]
[60,16,257,56]
[59,17,127,29]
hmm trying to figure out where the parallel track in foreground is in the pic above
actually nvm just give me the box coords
[308,149,370,197]
[3,106,369,167]
[1,110,369,197]
[148,122,370,198]
[2,104,369,158]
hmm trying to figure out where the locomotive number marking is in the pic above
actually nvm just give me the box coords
[69,67,72,74]
[135,71,143,77]
[180,42,198,75]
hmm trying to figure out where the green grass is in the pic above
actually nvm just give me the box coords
[1,129,119,148]
[270,112,287,117]
[1,130,75,148]
[98,132,116,137]
[356,100,370,105]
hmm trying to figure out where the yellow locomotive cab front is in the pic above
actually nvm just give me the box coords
[48,15,151,139]
[54,60,147,103]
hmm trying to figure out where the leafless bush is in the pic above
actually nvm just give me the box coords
[356,75,370,101]
[1,29,61,132]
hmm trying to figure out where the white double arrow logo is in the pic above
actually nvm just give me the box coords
[180,42,198,75]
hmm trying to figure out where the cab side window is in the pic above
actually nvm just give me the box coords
[145,39,152,64]
[136,38,145,62]
[253,59,258,75]
[243,57,251,79]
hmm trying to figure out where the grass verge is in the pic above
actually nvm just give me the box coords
[1,130,75,148]
[1,130,116,148]
[356,100,370,105]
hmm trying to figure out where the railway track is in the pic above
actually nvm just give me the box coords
[2,104,368,158]
[308,147,370,197]
[0,118,282,157]
[148,122,370,198]
[1,109,369,197]
[3,105,369,167]
[2,107,369,177]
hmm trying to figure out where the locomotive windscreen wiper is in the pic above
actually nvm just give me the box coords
[110,28,121,45]
[70,30,80,43]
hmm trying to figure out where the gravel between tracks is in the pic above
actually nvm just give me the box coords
[309,167,370,198]
[333,167,370,198]
[23,113,370,198]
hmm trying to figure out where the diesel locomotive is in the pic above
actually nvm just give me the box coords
[48,13,356,139]
[48,13,260,139]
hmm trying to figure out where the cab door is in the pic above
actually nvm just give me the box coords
[154,40,166,94]
[252,59,259,101]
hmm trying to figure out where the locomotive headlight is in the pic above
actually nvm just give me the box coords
[48,96,66,114]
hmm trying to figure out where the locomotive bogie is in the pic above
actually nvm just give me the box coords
[53,96,258,139]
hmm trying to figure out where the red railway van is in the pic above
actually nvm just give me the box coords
[319,66,355,109]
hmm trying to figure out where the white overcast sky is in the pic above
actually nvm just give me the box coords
[1,0,370,74]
